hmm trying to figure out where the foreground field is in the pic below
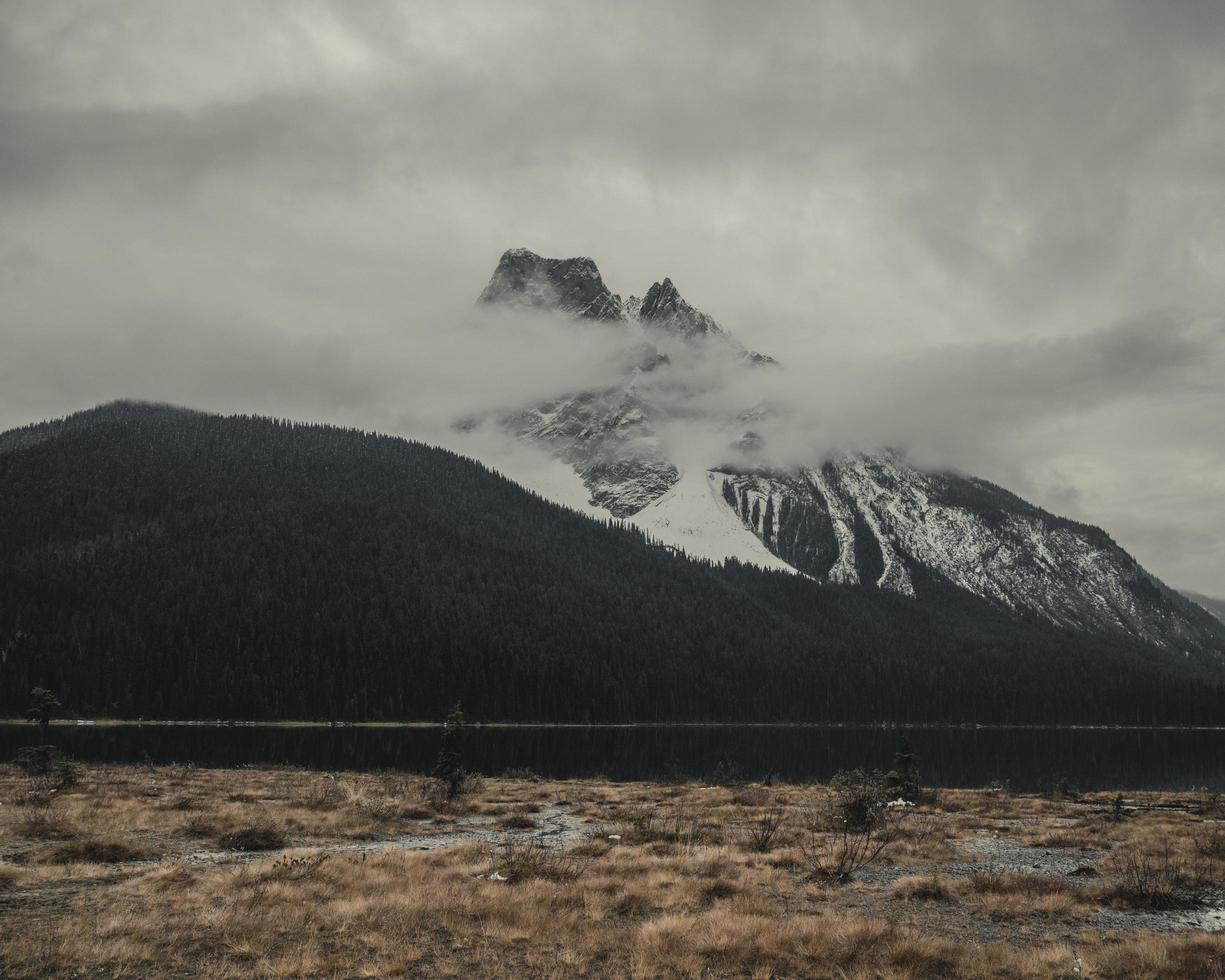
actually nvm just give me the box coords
[2,764,1225,978]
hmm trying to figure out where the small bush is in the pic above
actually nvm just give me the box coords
[1194,827,1225,861]
[1098,844,1202,910]
[488,840,587,883]
[891,874,953,901]
[36,836,151,865]
[614,804,708,848]
[800,770,907,882]
[14,810,76,840]
[13,745,60,776]
[497,811,537,830]
[828,768,890,831]
[182,815,218,838]
[299,779,344,811]
[215,824,287,852]
[739,808,786,853]
[53,758,83,789]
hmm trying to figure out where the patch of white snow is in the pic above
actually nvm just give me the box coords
[628,470,798,573]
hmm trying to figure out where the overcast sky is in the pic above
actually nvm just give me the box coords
[2,0,1223,595]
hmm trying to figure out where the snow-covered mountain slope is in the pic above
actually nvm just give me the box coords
[469,247,1225,657]
[631,468,797,572]
[717,456,1222,651]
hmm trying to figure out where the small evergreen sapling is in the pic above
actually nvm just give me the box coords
[884,736,921,803]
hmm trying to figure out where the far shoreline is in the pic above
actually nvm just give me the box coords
[7,718,1225,732]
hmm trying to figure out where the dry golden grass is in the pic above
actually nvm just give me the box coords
[891,872,955,901]
[3,765,1225,977]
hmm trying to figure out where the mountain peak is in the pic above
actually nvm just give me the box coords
[637,277,722,339]
[478,248,624,321]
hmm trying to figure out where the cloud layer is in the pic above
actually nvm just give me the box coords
[1,0,1223,593]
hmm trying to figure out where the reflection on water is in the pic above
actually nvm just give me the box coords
[2,723,1224,792]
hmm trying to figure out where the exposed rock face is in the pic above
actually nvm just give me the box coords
[478,248,625,321]
[471,248,1225,656]
[639,278,723,339]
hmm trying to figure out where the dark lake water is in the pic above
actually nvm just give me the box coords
[5,723,1225,792]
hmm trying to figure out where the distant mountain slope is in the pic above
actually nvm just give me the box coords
[3,401,1222,724]
[474,248,1225,658]
[1184,591,1225,624]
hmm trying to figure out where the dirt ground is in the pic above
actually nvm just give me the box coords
[3,763,1225,977]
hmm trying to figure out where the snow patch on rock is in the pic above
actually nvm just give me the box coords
[629,469,797,572]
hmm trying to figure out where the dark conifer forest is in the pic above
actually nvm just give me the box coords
[1,401,1222,724]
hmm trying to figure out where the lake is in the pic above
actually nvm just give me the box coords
[5,722,1225,792]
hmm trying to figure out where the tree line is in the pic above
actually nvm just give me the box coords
[2,401,1223,724]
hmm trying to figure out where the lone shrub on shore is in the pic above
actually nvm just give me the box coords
[801,769,906,882]
[829,768,891,831]
[1098,843,1203,910]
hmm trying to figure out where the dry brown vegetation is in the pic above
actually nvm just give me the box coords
[2,764,1225,977]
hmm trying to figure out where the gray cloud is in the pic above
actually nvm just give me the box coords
[1,0,1224,593]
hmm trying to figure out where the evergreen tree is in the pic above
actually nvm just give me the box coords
[1,402,1221,727]
[433,702,467,798]
[884,736,921,802]
[26,687,62,741]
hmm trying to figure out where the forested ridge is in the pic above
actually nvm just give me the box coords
[2,401,1222,724]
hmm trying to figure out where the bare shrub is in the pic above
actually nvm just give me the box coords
[266,853,329,881]
[1098,843,1203,909]
[215,824,287,852]
[614,804,708,848]
[738,807,786,853]
[182,815,218,838]
[299,777,345,811]
[730,785,769,807]
[14,809,76,840]
[36,836,152,865]
[892,812,945,856]
[488,839,587,883]
[1193,827,1225,861]
[497,811,537,830]
[799,770,907,882]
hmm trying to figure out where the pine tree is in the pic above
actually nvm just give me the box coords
[433,702,467,798]
[26,687,62,742]
[884,736,920,802]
